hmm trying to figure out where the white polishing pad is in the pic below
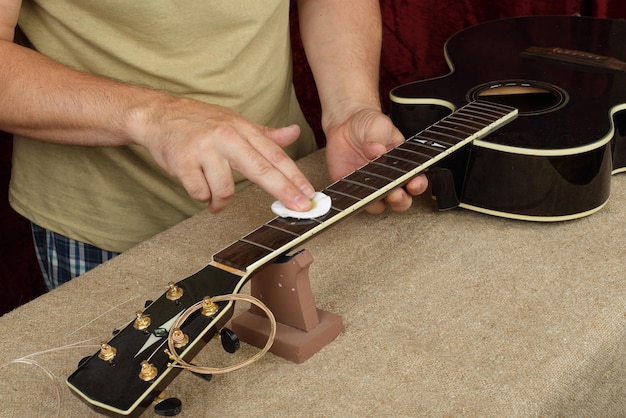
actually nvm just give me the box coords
[271,192,332,219]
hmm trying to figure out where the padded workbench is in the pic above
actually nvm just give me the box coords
[1,149,624,417]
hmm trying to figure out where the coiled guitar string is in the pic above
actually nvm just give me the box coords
[166,293,276,374]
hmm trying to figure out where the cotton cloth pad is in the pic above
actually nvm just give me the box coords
[271,192,332,219]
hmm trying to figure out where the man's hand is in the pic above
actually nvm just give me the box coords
[128,97,316,214]
[0,36,316,215]
[324,107,428,214]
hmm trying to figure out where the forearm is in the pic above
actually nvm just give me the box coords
[0,40,167,146]
[297,0,382,130]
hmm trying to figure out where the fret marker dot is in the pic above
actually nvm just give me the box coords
[271,192,332,219]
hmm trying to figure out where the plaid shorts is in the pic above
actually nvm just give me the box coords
[31,223,119,290]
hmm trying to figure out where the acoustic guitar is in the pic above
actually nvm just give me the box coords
[66,103,515,418]
[391,15,626,221]
[66,15,623,416]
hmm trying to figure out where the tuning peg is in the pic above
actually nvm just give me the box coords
[98,342,117,362]
[138,360,158,381]
[154,397,182,416]
[201,296,219,316]
[186,357,213,382]
[171,328,189,349]
[166,282,184,301]
[191,371,213,382]
[133,310,151,330]
[220,327,240,353]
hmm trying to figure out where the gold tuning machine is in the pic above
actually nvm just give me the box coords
[171,328,189,348]
[98,342,117,361]
[166,282,184,301]
[133,310,151,330]
[139,360,158,381]
[201,296,219,317]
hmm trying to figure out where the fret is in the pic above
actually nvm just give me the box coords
[386,147,432,165]
[453,105,513,129]
[436,119,481,136]
[213,240,274,271]
[428,124,474,142]
[264,222,300,237]
[267,217,321,235]
[456,108,500,124]
[412,131,456,148]
[476,107,508,119]
[340,178,378,192]
[239,238,273,251]
[459,102,502,117]
[241,224,301,251]
[319,207,342,219]
[475,100,515,117]
[446,115,485,130]
[399,141,444,159]
[359,162,408,180]
[371,153,420,174]
[326,179,378,200]
[324,189,361,210]
[344,170,394,190]
[265,222,300,237]
[435,102,498,129]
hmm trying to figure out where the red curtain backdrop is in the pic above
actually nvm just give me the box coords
[0,132,45,315]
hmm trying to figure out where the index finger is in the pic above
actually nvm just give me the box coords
[230,135,315,212]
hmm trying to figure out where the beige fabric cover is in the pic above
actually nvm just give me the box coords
[0,150,624,417]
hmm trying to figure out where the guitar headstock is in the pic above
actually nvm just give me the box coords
[67,263,244,417]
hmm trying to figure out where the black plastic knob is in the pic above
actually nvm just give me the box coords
[154,397,182,416]
[220,327,240,353]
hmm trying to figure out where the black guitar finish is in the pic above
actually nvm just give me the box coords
[391,15,626,221]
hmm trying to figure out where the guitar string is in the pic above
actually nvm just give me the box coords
[0,338,101,418]
[147,335,169,363]
[1,292,276,415]
[66,294,142,338]
[0,295,141,416]
[165,293,277,375]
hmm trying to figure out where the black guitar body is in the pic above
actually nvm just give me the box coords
[391,15,626,221]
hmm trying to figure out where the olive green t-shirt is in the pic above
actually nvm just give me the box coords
[9,1,317,252]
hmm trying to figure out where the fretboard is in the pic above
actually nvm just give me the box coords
[212,100,517,273]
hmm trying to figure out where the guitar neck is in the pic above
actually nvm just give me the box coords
[213,100,518,273]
